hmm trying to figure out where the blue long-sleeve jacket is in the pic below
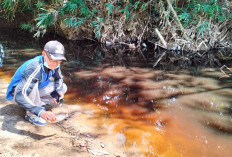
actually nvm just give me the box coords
[6,55,64,116]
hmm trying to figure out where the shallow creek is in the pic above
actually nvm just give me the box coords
[0,29,232,157]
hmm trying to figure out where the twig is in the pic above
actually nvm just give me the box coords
[153,51,166,68]
[138,17,150,44]
[197,41,208,51]
[155,28,167,48]
[220,65,232,75]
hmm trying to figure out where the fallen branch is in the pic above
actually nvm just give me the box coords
[153,28,168,68]
[155,28,167,48]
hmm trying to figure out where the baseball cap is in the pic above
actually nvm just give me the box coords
[43,40,66,61]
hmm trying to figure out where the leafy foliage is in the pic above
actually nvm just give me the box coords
[0,0,231,42]
[92,18,104,38]
[0,0,151,38]
[35,9,55,28]
[177,0,230,36]
[63,17,85,28]
[197,21,210,37]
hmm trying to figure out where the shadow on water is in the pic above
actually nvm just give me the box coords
[1,28,232,156]
[63,66,232,157]
[66,66,232,132]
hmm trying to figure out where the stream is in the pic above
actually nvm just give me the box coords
[0,28,232,157]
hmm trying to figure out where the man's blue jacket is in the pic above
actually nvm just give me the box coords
[6,55,64,116]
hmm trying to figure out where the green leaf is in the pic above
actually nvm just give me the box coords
[35,11,54,28]
[35,1,44,9]
[2,0,14,9]
[197,21,210,37]
[99,18,104,23]
[64,17,73,28]
[21,23,33,30]
[141,3,146,11]
[76,18,84,26]
[92,9,98,14]
[216,14,226,22]
[39,8,48,12]
[96,30,101,38]
[196,4,202,12]
[119,9,125,12]
[35,13,47,21]
[106,3,114,14]
[63,17,84,28]
[92,21,97,25]
[133,1,141,9]
[203,5,212,12]
[33,31,41,38]
[179,12,191,26]
[125,4,132,21]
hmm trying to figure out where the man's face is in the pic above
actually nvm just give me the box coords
[43,51,62,69]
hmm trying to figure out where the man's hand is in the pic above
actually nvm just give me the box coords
[40,111,57,122]
[52,93,64,105]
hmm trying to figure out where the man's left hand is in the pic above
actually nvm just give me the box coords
[53,93,64,105]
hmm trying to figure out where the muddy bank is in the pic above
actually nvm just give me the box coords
[0,77,125,157]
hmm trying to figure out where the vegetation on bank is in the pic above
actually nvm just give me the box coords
[0,0,231,51]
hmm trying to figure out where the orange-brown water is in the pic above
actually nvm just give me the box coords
[61,66,232,157]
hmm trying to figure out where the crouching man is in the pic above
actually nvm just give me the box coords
[6,40,67,126]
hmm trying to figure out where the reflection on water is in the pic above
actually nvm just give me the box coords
[1,30,232,157]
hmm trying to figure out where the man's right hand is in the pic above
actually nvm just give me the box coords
[40,111,57,122]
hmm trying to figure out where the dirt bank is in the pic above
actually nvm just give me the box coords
[0,78,125,157]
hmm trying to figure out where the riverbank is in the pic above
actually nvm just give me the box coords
[0,77,125,157]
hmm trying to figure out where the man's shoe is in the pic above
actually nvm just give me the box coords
[25,114,47,126]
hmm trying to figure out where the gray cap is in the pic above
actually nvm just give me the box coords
[44,40,66,61]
